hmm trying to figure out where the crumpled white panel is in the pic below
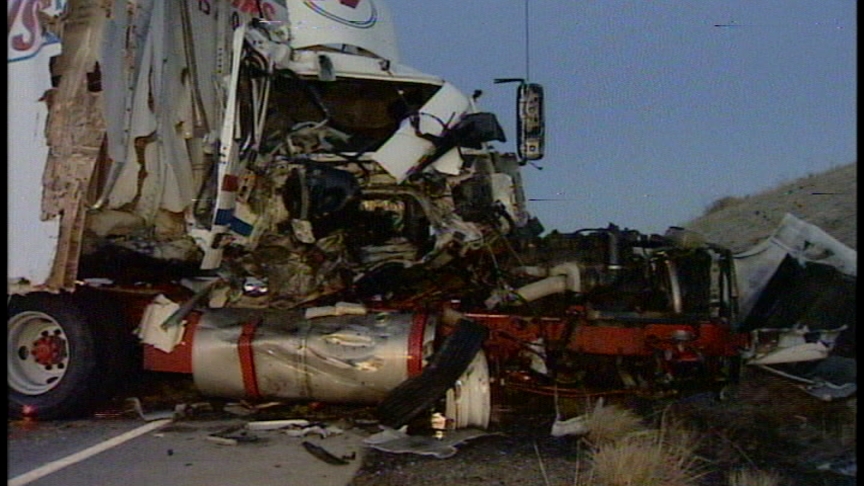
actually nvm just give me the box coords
[733,213,857,320]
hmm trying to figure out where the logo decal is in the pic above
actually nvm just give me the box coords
[8,0,66,63]
[303,0,378,29]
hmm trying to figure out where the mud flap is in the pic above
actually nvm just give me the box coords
[376,318,488,429]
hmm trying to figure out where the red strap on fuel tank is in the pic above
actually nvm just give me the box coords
[238,318,262,399]
[407,312,428,377]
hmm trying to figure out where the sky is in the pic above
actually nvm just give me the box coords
[386,1,857,235]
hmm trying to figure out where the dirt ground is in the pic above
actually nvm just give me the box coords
[348,368,856,486]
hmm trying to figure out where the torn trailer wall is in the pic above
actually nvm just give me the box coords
[7,0,291,292]
[8,0,68,292]
[7,0,225,291]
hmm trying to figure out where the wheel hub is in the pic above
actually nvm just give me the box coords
[8,311,71,395]
[31,331,68,368]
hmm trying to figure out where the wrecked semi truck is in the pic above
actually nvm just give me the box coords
[7,0,551,422]
[8,0,852,426]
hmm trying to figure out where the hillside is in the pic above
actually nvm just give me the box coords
[682,162,857,252]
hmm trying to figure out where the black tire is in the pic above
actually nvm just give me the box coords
[8,292,136,420]
[377,318,488,429]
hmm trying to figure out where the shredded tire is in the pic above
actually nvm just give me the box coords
[377,318,488,429]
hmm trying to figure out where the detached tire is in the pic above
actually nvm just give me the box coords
[377,318,488,429]
[8,292,134,420]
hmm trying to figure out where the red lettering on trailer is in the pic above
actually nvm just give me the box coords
[8,0,51,53]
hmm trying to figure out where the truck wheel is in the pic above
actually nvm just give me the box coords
[8,293,130,420]
[376,318,488,429]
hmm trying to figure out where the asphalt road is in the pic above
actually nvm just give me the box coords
[8,415,368,486]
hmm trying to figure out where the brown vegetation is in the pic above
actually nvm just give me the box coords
[684,162,856,252]
[574,407,708,486]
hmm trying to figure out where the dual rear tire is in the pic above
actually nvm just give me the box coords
[8,292,136,420]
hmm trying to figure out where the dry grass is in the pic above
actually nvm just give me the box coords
[703,195,744,216]
[576,431,705,486]
[684,161,856,252]
[574,410,709,486]
[580,399,647,445]
[727,468,781,486]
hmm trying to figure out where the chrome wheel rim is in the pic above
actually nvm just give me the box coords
[8,311,71,395]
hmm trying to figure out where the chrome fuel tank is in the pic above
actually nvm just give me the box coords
[192,308,436,403]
